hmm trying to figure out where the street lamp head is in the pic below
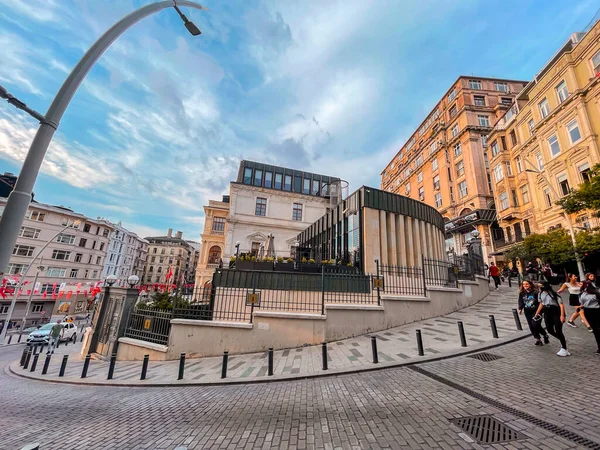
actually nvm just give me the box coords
[235,241,241,247]
[105,274,117,286]
[470,230,480,239]
[127,275,140,287]
[173,3,201,36]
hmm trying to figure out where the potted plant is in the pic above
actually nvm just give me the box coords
[298,256,320,273]
[274,255,295,272]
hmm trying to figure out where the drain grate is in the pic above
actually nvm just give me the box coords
[410,366,600,449]
[467,352,504,362]
[451,415,520,444]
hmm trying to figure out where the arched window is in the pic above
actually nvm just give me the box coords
[208,246,222,264]
[157,267,162,273]
[148,265,154,273]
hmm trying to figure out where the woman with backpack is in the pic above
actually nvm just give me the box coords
[580,273,600,356]
[518,280,549,346]
[535,281,569,356]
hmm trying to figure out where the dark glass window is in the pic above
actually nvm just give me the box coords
[312,180,320,195]
[294,176,302,193]
[274,173,283,189]
[264,171,272,188]
[255,198,267,216]
[253,169,262,186]
[243,167,252,184]
[284,175,292,191]
[303,178,310,194]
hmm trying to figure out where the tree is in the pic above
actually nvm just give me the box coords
[556,164,600,217]
[137,291,189,311]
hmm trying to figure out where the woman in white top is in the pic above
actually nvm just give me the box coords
[557,274,591,331]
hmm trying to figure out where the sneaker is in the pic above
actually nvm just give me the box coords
[543,335,550,344]
[535,340,543,346]
[567,321,577,328]
[595,349,600,356]
[557,348,569,357]
[588,327,593,332]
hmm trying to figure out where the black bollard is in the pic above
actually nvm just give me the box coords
[17,334,22,343]
[512,309,523,330]
[7,334,12,345]
[64,335,68,347]
[41,353,51,375]
[321,342,328,370]
[371,336,379,364]
[140,355,149,380]
[19,347,28,366]
[107,354,116,380]
[508,276,512,288]
[489,315,499,338]
[81,354,91,378]
[30,353,40,372]
[267,348,274,376]
[80,333,84,343]
[221,351,229,379]
[58,355,68,377]
[23,348,32,370]
[178,353,186,380]
[416,330,424,356]
[458,321,467,347]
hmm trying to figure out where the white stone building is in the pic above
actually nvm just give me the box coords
[0,199,114,330]
[224,161,340,262]
[100,221,148,287]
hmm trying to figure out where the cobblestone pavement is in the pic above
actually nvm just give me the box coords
[2,321,599,450]
[10,284,530,385]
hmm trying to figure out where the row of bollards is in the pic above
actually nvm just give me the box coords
[20,312,525,381]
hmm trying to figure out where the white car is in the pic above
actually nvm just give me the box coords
[26,322,78,346]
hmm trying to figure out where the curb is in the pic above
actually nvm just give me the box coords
[7,331,529,388]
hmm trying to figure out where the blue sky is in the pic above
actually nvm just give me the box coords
[0,0,598,240]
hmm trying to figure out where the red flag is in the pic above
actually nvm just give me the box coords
[58,291,64,298]
[66,291,72,299]
[42,291,47,299]
[165,267,173,281]
[26,290,31,295]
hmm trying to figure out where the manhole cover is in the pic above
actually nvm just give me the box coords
[451,415,521,444]
[467,352,504,362]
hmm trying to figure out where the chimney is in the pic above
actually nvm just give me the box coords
[175,231,183,239]
[167,228,173,238]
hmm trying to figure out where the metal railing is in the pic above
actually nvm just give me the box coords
[423,256,459,288]
[378,263,426,297]
[124,309,171,345]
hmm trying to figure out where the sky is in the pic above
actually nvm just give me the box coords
[0,0,598,241]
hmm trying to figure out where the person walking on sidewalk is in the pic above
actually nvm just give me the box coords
[557,274,591,331]
[488,262,501,290]
[47,320,64,354]
[518,280,549,346]
[535,281,569,357]
[580,273,600,356]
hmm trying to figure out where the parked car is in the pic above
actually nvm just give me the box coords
[26,322,78,346]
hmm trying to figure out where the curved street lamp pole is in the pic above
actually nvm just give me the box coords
[523,157,585,279]
[0,0,207,276]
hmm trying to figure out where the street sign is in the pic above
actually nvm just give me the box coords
[373,276,384,290]
[143,318,152,330]
[246,291,261,307]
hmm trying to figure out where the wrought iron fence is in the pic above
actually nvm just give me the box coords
[377,263,426,297]
[124,308,171,345]
[423,256,459,288]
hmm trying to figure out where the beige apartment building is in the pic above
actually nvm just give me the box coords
[142,229,198,288]
[195,195,230,289]
[487,22,600,255]
[381,76,528,261]
[0,199,114,329]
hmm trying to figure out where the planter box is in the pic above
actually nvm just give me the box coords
[235,260,273,271]
[274,263,296,272]
[297,264,320,273]
[323,265,359,274]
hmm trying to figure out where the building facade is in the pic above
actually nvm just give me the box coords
[142,229,198,288]
[380,76,528,261]
[297,186,446,274]
[195,196,230,288]
[224,161,340,263]
[101,221,148,286]
[487,23,600,254]
[0,199,113,329]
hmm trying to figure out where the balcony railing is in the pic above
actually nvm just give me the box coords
[211,229,225,235]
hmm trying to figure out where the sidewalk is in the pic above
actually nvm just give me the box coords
[9,284,529,386]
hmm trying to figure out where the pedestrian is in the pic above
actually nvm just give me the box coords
[47,320,64,355]
[518,280,549,346]
[557,274,591,331]
[488,262,501,290]
[542,263,553,282]
[535,281,569,357]
[526,262,538,281]
[580,273,600,356]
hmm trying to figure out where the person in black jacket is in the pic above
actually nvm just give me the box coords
[518,280,549,346]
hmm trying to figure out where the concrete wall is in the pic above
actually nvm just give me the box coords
[117,275,491,360]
